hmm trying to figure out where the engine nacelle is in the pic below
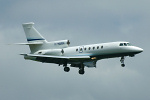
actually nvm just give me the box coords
[52,40,70,48]
[35,49,64,56]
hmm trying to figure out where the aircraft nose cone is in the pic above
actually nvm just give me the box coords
[139,48,143,52]
[135,47,143,53]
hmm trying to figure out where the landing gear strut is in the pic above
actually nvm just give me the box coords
[78,63,85,75]
[120,56,125,67]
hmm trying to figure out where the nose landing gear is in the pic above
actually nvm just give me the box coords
[120,56,125,67]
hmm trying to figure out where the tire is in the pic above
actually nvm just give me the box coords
[79,69,85,75]
[64,67,70,72]
[121,64,125,67]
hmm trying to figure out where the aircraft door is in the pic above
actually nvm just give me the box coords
[79,46,84,53]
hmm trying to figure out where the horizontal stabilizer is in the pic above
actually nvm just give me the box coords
[12,42,43,45]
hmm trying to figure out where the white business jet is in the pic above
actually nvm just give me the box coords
[19,22,143,75]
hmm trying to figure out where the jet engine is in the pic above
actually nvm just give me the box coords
[35,49,64,56]
[52,40,70,48]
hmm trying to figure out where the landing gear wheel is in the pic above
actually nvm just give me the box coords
[78,63,85,75]
[64,67,70,72]
[121,64,125,67]
[79,69,85,75]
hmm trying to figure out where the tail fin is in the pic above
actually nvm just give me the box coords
[22,22,47,53]
[22,22,47,43]
[22,22,69,54]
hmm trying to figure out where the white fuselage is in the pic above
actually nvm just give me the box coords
[35,41,143,59]
[21,22,143,74]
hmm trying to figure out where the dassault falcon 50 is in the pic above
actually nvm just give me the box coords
[18,22,143,75]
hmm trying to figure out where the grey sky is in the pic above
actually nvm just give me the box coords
[0,0,150,100]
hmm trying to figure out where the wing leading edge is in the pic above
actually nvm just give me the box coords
[21,53,91,61]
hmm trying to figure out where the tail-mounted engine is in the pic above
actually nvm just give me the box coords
[31,40,70,54]
[53,40,70,48]
[35,49,64,56]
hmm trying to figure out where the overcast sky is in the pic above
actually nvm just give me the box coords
[0,0,150,100]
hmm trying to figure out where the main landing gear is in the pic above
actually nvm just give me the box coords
[64,67,70,72]
[62,63,85,75]
[78,63,85,75]
[120,56,125,67]
[63,63,70,72]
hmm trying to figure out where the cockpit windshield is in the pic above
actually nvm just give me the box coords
[119,43,131,46]
[127,43,131,46]
[124,43,127,46]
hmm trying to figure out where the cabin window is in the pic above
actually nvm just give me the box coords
[84,48,86,50]
[97,46,99,49]
[80,48,83,51]
[101,46,103,49]
[76,48,78,51]
[93,47,95,50]
[89,47,91,50]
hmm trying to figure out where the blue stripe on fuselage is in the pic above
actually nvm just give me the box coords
[27,38,45,41]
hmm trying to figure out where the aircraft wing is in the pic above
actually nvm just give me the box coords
[21,54,97,68]
[21,54,91,61]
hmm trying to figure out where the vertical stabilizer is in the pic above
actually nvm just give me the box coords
[22,22,47,53]
[22,22,47,43]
